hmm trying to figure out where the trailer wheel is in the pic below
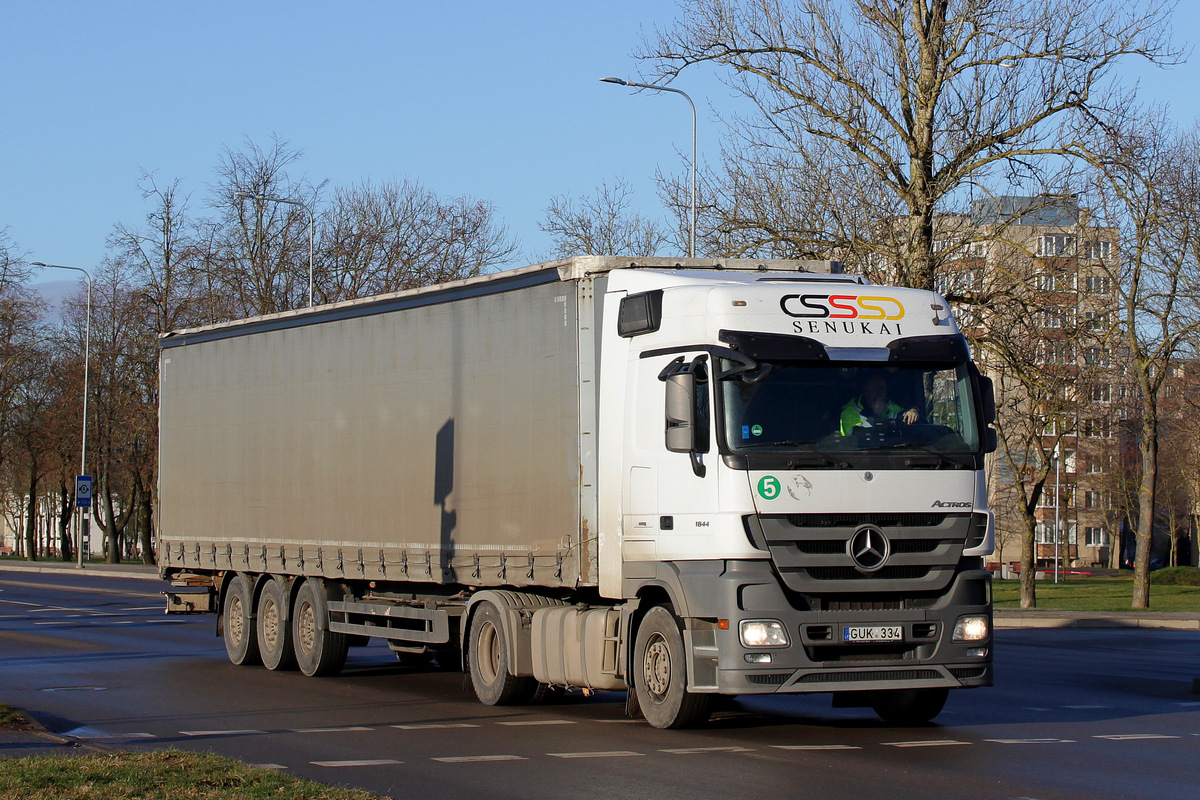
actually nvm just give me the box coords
[468,601,535,705]
[632,606,712,729]
[257,577,296,671]
[292,579,348,677]
[222,573,260,666]
[870,688,948,725]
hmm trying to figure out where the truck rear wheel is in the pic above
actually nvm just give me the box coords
[292,579,348,677]
[257,577,296,671]
[871,687,949,725]
[633,606,712,729]
[222,573,260,666]
[468,601,535,705]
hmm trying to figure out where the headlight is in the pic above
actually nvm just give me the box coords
[739,619,789,648]
[952,615,989,642]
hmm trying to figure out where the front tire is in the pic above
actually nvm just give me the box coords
[632,606,712,729]
[871,687,949,725]
[257,576,296,671]
[291,579,348,677]
[468,601,535,705]
[222,573,260,667]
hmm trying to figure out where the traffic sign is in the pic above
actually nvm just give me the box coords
[76,475,93,508]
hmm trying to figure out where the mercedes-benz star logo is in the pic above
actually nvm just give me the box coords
[848,525,890,572]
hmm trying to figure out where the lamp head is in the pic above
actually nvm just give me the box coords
[600,76,629,85]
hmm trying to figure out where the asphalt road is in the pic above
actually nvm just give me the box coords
[1,570,1197,800]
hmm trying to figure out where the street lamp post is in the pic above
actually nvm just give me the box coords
[31,262,90,569]
[233,191,316,307]
[600,76,697,258]
[1054,441,1062,584]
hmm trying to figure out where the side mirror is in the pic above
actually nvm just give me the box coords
[979,375,996,426]
[665,371,696,453]
[984,427,998,454]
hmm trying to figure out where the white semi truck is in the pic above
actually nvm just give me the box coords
[158,256,995,728]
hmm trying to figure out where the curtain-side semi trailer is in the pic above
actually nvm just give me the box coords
[158,256,996,729]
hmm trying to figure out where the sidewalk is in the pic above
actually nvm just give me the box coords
[0,559,159,580]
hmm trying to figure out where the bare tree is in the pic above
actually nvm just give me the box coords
[319,180,518,303]
[539,179,668,258]
[642,0,1179,288]
[1078,116,1200,607]
[204,136,319,317]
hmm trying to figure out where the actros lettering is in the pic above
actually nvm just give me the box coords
[780,294,905,320]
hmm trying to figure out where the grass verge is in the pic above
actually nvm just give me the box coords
[993,572,1200,611]
[0,750,391,800]
[0,706,34,731]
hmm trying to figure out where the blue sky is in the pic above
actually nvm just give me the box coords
[3,1,1197,291]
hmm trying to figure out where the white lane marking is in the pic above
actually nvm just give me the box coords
[1025,707,1052,712]
[289,726,373,733]
[180,729,266,737]
[65,727,156,740]
[497,720,575,727]
[35,621,76,626]
[662,746,754,755]
[432,755,527,763]
[1174,702,1200,707]
[772,744,863,751]
[41,686,106,692]
[883,740,971,748]
[253,764,288,770]
[549,751,644,759]
[985,738,1076,745]
[312,759,402,767]
[391,723,481,730]
[1093,734,1181,741]
[1062,705,1111,710]
[123,607,163,612]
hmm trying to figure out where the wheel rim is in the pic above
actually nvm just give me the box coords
[477,621,500,684]
[228,594,245,645]
[297,601,315,656]
[261,596,279,650]
[643,632,671,698]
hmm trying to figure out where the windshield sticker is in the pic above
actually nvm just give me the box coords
[757,475,781,500]
[751,424,763,437]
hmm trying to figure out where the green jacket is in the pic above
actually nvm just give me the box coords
[840,396,905,436]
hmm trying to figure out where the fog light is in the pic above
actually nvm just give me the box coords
[952,615,989,642]
[745,653,773,664]
[966,647,988,658]
[739,619,790,648]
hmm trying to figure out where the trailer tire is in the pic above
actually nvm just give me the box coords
[222,573,261,666]
[632,606,712,729]
[871,687,948,725]
[257,577,296,671]
[468,601,535,705]
[292,579,348,677]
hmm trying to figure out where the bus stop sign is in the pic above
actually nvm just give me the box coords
[76,475,93,508]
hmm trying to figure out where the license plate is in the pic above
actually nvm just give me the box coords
[843,625,903,643]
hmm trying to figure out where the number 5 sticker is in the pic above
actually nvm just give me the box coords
[757,475,781,500]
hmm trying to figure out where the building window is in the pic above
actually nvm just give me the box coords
[1037,234,1077,257]
[1084,241,1111,259]
[1085,526,1108,547]
[1088,383,1112,403]
[1084,347,1112,368]
[1084,276,1112,294]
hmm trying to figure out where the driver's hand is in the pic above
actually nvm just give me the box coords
[902,408,919,425]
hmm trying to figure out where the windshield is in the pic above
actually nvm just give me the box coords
[720,360,981,455]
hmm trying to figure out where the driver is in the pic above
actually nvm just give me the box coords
[840,373,920,435]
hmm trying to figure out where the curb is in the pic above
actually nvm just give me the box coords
[995,611,1200,631]
[0,561,160,581]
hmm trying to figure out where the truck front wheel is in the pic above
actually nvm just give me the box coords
[222,573,260,666]
[291,579,348,677]
[468,601,535,705]
[632,606,712,729]
[871,687,949,725]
